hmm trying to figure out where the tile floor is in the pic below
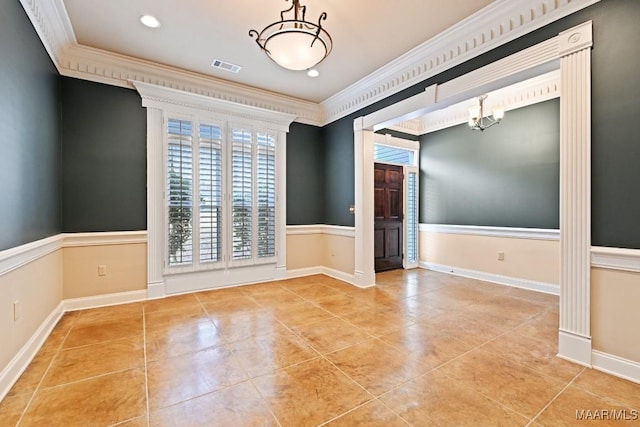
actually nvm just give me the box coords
[1,270,639,426]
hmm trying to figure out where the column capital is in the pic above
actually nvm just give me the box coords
[559,21,593,57]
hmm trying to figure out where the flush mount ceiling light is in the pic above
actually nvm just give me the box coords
[140,14,161,28]
[249,0,332,71]
[468,95,505,131]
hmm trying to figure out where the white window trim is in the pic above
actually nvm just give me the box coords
[134,81,296,296]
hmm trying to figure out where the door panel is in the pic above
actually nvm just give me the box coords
[374,163,404,272]
[388,189,401,219]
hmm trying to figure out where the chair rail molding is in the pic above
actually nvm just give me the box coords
[591,247,640,273]
[420,224,560,241]
[19,0,599,127]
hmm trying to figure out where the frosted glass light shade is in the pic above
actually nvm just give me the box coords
[265,31,328,71]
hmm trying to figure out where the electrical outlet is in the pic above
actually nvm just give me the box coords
[13,301,20,322]
[98,265,107,276]
[331,248,336,257]
[497,251,505,261]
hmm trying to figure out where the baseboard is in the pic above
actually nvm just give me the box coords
[420,262,559,295]
[321,267,359,287]
[591,350,640,385]
[558,329,592,367]
[63,289,148,312]
[286,267,324,279]
[147,280,166,299]
[0,302,64,401]
[286,266,364,288]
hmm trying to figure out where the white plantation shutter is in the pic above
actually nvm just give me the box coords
[164,116,280,274]
[405,166,419,269]
[167,119,194,266]
[257,132,276,259]
[231,128,253,261]
[199,123,223,264]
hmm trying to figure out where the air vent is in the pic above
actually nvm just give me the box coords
[211,59,242,73]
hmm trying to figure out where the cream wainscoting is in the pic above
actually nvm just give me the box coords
[0,231,146,400]
[0,244,63,402]
[286,225,357,286]
[590,247,640,384]
[419,224,560,295]
[62,232,148,305]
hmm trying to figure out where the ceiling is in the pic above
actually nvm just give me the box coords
[61,0,494,103]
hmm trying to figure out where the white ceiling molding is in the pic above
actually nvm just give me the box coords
[61,44,323,126]
[133,81,297,133]
[320,0,599,125]
[19,0,75,70]
[390,69,560,135]
[19,0,599,128]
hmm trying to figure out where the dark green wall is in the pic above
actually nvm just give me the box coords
[287,122,324,224]
[323,118,355,226]
[590,0,640,248]
[420,100,560,228]
[60,77,147,232]
[321,0,640,249]
[0,0,61,251]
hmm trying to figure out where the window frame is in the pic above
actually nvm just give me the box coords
[135,81,295,295]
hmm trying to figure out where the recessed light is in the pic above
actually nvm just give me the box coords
[307,69,319,78]
[140,14,161,29]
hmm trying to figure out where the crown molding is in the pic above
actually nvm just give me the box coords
[20,0,599,128]
[60,45,323,126]
[320,0,600,125]
[19,0,75,70]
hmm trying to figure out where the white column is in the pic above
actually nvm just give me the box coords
[353,118,376,288]
[146,108,166,298]
[276,130,287,279]
[558,21,593,366]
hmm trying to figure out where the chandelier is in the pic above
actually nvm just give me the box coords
[249,0,332,71]
[468,95,505,131]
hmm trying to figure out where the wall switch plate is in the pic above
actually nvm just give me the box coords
[98,265,107,276]
[497,251,505,261]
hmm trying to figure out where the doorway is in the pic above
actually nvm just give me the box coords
[374,162,403,271]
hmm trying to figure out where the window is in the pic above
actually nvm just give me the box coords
[374,144,416,165]
[165,118,278,273]
[406,169,418,266]
[136,81,292,294]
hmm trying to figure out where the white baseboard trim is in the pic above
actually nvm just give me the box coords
[63,290,148,312]
[558,329,592,367]
[420,262,559,295]
[322,267,358,287]
[286,266,363,288]
[0,302,64,401]
[591,350,640,385]
[286,267,324,279]
[147,281,166,299]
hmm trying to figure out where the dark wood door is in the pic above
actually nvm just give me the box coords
[374,163,403,272]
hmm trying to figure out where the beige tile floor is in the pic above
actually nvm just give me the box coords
[1,270,640,426]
